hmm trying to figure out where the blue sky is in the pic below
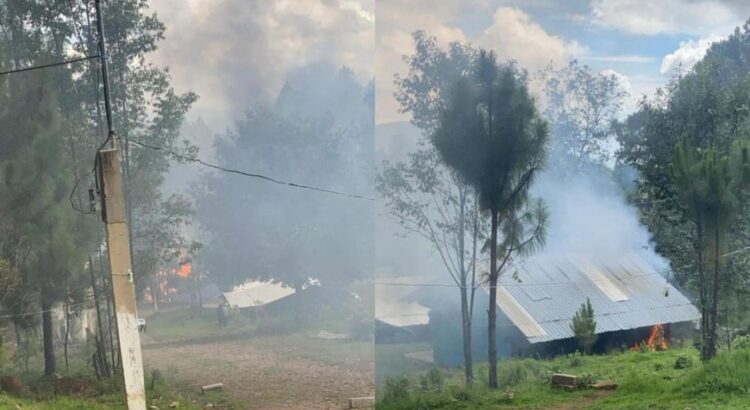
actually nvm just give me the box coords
[376,0,750,123]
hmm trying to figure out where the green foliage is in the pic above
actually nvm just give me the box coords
[571,298,597,355]
[419,368,444,392]
[615,19,750,356]
[674,355,693,369]
[498,360,540,387]
[378,347,750,409]
[383,377,411,402]
[730,334,750,350]
[539,59,628,174]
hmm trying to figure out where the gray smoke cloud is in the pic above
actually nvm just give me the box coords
[375,121,670,283]
[148,0,373,132]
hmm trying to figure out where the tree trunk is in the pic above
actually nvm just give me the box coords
[457,186,473,387]
[708,216,721,360]
[64,287,70,373]
[695,220,710,361]
[152,273,159,313]
[488,209,498,389]
[41,297,56,376]
[460,290,473,386]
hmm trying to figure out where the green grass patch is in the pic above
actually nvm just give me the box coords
[377,347,750,409]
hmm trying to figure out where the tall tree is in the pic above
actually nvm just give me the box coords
[0,72,78,375]
[433,51,548,388]
[616,19,750,343]
[538,60,627,175]
[671,140,750,359]
[377,146,483,386]
[390,31,481,386]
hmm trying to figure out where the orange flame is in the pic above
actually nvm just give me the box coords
[178,263,191,278]
[631,324,669,352]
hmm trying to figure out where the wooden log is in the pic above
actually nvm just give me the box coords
[348,396,375,409]
[201,383,223,393]
[551,373,578,388]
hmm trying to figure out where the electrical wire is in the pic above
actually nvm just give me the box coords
[0,54,99,76]
[374,245,750,289]
[127,138,376,201]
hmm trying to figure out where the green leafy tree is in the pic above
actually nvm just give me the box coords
[671,140,750,359]
[0,0,196,374]
[616,20,750,354]
[432,50,548,388]
[389,31,480,386]
[0,72,79,375]
[571,298,597,355]
[378,147,483,386]
[538,60,627,175]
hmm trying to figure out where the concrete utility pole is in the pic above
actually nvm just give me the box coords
[94,0,146,408]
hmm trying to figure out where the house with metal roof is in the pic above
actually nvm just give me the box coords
[415,252,701,366]
[221,281,296,310]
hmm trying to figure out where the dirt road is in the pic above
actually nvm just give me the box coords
[142,334,374,410]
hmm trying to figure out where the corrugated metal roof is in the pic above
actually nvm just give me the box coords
[222,281,295,308]
[489,252,701,344]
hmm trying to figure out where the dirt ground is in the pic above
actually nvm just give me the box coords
[141,334,374,410]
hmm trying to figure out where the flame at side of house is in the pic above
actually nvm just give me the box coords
[631,324,669,352]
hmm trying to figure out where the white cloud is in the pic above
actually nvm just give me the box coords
[476,8,585,69]
[583,54,655,63]
[591,0,739,36]
[660,35,724,74]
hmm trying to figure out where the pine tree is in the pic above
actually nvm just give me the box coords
[571,298,597,355]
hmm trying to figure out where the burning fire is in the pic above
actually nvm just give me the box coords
[631,324,669,352]
[178,263,192,278]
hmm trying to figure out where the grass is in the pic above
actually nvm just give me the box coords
[376,342,433,386]
[376,345,750,409]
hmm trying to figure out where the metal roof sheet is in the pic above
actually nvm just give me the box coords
[491,252,701,344]
[222,281,295,308]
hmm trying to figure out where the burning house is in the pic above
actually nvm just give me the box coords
[413,252,701,366]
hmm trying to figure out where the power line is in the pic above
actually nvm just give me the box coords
[127,138,376,201]
[0,54,99,76]
[375,245,750,289]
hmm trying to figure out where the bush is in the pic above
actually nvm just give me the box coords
[731,335,750,350]
[680,349,750,396]
[674,355,693,370]
[383,377,410,402]
[568,352,583,367]
[499,360,541,387]
[419,368,444,391]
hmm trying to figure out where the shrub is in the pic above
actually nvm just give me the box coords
[731,335,750,350]
[568,352,583,367]
[383,377,410,402]
[680,349,750,396]
[499,360,540,387]
[674,355,693,370]
[571,298,597,354]
[500,387,515,403]
[0,375,22,395]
